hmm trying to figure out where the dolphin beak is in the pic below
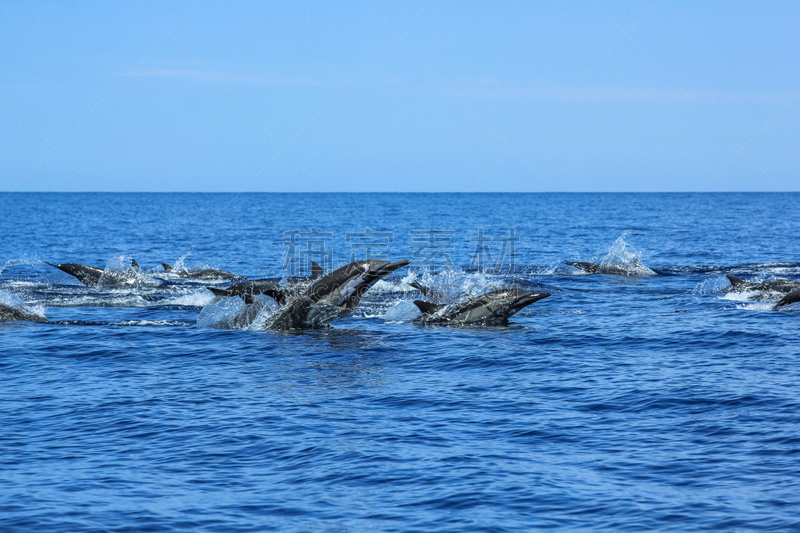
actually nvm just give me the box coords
[44,261,67,273]
[512,292,551,312]
[373,260,411,277]
[386,259,411,272]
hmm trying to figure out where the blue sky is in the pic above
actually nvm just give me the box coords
[1,1,797,192]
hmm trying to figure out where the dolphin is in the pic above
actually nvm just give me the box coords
[262,259,411,330]
[161,263,246,281]
[0,303,49,323]
[563,259,654,276]
[413,288,551,325]
[206,260,324,299]
[776,288,800,308]
[724,274,800,296]
[45,259,139,287]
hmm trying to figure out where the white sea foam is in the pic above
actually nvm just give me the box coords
[734,302,775,312]
[720,291,760,302]
[163,290,217,307]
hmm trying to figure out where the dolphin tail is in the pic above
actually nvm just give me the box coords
[310,259,324,279]
[162,263,174,272]
[726,274,746,287]
[409,281,430,296]
[414,300,445,315]
[207,287,229,297]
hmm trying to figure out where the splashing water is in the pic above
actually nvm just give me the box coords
[98,256,161,288]
[196,296,247,329]
[0,289,47,321]
[599,234,658,276]
[692,276,731,294]
[383,300,422,322]
[197,294,280,330]
[395,268,508,303]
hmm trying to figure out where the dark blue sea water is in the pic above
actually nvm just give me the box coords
[1,192,799,532]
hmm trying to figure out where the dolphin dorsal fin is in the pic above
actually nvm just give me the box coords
[310,259,324,279]
[726,274,746,287]
[413,300,444,315]
[409,281,430,297]
[162,263,174,272]
[131,258,139,269]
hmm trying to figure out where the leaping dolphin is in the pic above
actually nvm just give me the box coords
[45,259,139,287]
[263,259,411,330]
[412,286,550,325]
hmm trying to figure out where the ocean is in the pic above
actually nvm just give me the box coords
[1,192,799,531]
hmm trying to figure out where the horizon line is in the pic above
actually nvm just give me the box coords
[2,190,798,194]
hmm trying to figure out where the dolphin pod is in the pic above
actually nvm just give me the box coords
[5,255,799,326]
[199,259,412,330]
[45,258,247,285]
[263,259,411,330]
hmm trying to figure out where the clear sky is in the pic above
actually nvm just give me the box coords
[1,1,797,192]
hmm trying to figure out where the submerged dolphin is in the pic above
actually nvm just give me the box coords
[262,259,410,330]
[563,259,654,276]
[413,288,550,325]
[162,263,246,281]
[45,259,139,287]
[206,260,324,299]
[724,275,800,296]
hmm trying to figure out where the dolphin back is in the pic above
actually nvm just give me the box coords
[777,288,800,308]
